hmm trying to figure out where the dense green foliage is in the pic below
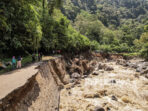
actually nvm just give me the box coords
[134,25,148,60]
[63,0,148,27]
[0,0,95,57]
[0,0,148,60]
[0,0,43,56]
[41,9,94,53]
[62,0,148,59]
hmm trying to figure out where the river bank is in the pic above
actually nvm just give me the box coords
[0,53,147,111]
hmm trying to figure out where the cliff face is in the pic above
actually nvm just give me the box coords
[0,57,69,111]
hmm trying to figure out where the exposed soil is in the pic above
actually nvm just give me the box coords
[0,53,148,111]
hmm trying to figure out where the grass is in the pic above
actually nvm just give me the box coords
[22,56,32,66]
[0,55,33,74]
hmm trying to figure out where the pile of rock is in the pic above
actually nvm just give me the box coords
[98,63,114,71]
[136,62,148,78]
[116,59,148,78]
[116,59,129,66]
[65,56,97,83]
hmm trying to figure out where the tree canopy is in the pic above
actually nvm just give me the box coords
[0,0,97,57]
[62,0,148,59]
[0,0,148,60]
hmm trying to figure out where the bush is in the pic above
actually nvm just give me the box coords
[97,45,112,53]
[140,43,148,60]
[111,43,133,53]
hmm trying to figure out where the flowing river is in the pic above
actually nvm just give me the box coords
[60,60,148,111]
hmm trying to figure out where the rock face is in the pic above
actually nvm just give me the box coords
[66,56,95,77]
[0,57,69,111]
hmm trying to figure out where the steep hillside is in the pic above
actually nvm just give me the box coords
[62,0,148,58]
[62,0,148,27]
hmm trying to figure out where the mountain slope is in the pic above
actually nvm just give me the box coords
[62,0,148,27]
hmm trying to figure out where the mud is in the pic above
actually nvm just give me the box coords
[60,60,148,111]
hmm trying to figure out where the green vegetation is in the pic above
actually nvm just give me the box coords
[0,0,98,73]
[0,0,148,62]
[134,25,148,60]
[0,0,95,58]
[62,0,148,60]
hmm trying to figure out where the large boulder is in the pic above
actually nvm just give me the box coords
[110,80,116,83]
[105,66,114,71]
[69,65,83,75]
[143,62,148,66]
[94,106,105,111]
[111,95,118,101]
[116,59,127,66]
[84,93,100,98]
[140,68,148,75]
[98,63,114,71]
[71,72,81,79]
[136,66,144,72]
[128,63,138,68]
[136,64,147,72]
[92,71,99,75]
[121,96,132,103]
[136,62,148,72]
[98,63,107,69]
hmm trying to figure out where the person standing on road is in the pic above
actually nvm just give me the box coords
[12,56,16,69]
[17,56,22,68]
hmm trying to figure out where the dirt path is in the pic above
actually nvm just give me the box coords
[60,61,148,111]
[0,56,57,100]
[0,63,40,100]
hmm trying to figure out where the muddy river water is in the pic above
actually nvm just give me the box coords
[60,60,148,111]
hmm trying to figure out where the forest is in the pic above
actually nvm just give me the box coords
[0,0,96,57]
[0,0,148,60]
[62,0,148,59]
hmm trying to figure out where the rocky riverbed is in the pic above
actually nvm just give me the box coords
[60,59,148,111]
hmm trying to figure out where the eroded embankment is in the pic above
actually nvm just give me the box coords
[0,52,96,111]
[0,57,69,111]
[0,53,148,111]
